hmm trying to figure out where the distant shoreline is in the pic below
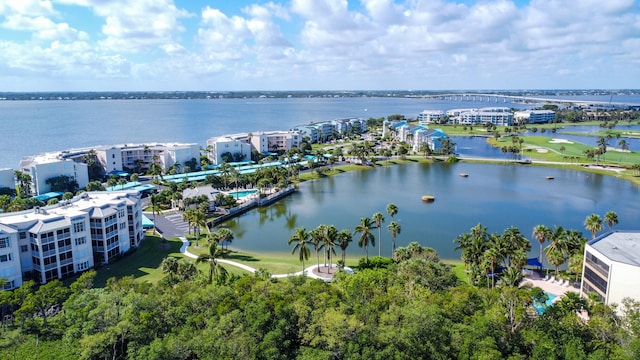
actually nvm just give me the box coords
[1,89,639,101]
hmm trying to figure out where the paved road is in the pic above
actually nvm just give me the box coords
[145,211,190,238]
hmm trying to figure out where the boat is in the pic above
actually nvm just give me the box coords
[546,176,554,180]
[421,195,435,202]
[459,173,469,177]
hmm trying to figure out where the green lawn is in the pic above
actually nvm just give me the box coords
[91,234,184,287]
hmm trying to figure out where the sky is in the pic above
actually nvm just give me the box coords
[0,0,639,91]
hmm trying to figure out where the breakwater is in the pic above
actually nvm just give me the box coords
[212,186,296,225]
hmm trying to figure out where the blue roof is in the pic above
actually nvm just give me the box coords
[132,184,156,192]
[527,258,543,267]
[106,181,141,191]
[141,214,154,229]
[34,192,64,202]
[108,170,129,177]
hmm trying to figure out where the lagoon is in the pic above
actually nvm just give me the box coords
[222,161,640,261]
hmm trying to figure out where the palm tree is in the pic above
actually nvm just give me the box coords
[483,247,502,288]
[160,256,179,283]
[219,162,233,190]
[372,212,385,257]
[288,227,311,273]
[354,217,375,264]
[387,221,401,255]
[196,242,228,284]
[215,228,234,253]
[148,162,163,181]
[453,232,473,271]
[500,226,530,268]
[386,203,398,223]
[545,248,565,276]
[497,267,523,287]
[584,213,604,239]
[336,229,352,266]
[532,225,552,263]
[310,225,324,270]
[619,139,629,163]
[604,211,619,230]
[321,225,338,273]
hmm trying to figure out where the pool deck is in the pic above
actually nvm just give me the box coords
[519,271,580,298]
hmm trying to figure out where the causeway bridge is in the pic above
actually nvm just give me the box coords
[408,93,640,109]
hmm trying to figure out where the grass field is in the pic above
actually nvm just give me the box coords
[92,234,184,287]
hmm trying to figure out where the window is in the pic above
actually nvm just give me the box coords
[75,237,86,246]
[20,245,28,252]
[0,254,12,262]
[73,222,85,233]
[77,261,89,271]
[0,238,9,248]
[3,280,15,290]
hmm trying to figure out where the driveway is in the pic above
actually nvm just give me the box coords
[145,211,190,238]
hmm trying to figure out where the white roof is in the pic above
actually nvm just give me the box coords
[589,231,640,267]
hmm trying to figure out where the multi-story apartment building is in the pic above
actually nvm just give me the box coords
[417,110,446,125]
[0,168,14,192]
[384,120,448,153]
[0,191,144,289]
[459,107,514,126]
[19,154,89,196]
[250,131,302,154]
[581,231,640,308]
[514,110,556,124]
[206,134,253,165]
[295,118,367,143]
[96,143,200,173]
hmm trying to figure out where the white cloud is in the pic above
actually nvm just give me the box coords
[0,0,55,17]
[1,0,640,90]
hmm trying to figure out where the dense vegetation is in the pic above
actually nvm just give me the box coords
[1,242,640,359]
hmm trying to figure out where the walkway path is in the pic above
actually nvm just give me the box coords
[178,237,347,281]
[519,271,579,298]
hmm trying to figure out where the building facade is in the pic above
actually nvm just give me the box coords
[19,155,89,196]
[206,134,253,165]
[514,110,556,124]
[0,168,14,192]
[96,143,201,174]
[0,191,144,289]
[581,231,640,308]
[250,131,302,154]
[417,110,446,125]
[459,107,514,126]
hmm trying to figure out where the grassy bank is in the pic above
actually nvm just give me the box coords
[92,234,183,287]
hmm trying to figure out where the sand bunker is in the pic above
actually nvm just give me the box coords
[536,149,549,153]
[549,138,574,144]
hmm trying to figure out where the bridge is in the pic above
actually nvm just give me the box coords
[408,93,640,109]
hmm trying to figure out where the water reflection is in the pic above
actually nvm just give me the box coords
[221,162,640,260]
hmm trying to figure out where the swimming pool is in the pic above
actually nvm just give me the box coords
[227,189,259,198]
[533,293,558,314]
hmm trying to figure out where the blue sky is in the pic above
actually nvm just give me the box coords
[1,0,639,91]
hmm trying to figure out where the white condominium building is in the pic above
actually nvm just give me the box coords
[459,107,514,126]
[0,168,14,191]
[417,110,446,124]
[0,191,144,289]
[206,134,253,165]
[19,154,89,196]
[514,110,556,124]
[250,131,302,154]
[96,143,201,173]
[581,231,640,309]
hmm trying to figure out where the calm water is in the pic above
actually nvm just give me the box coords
[3,95,640,261]
[222,162,640,260]
[1,96,541,168]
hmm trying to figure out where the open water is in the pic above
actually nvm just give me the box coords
[2,94,640,260]
[0,95,542,168]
